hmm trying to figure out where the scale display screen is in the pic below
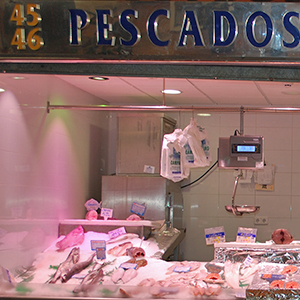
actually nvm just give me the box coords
[218,135,264,169]
[232,144,260,154]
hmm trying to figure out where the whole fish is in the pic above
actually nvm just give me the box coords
[56,225,85,250]
[126,246,145,258]
[61,252,96,282]
[73,263,104,294]
[48,247,80,283]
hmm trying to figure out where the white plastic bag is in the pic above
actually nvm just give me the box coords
[182,118,211,168]
[160,129,189,182]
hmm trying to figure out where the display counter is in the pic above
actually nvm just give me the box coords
[2,222,300,300]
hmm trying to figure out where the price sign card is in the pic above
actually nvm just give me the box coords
[100,208,113,220]
[85,198,101,211]
[96,247,106,260]
[204,226,226,245]
[91,240,106,251]
[119,262,137,270]
[173,266,191,273]
[108,226,126,239]
[130,202,146,217]
[236,227,257,243]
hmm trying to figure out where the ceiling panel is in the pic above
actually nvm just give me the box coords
[0,73,299,108]
[256,81,300,106]
[189,79,270,106]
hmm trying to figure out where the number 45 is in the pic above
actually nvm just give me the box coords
[10,4,44,50]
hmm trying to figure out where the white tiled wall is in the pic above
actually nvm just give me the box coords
[0,75,110,271]
[167,111,300,262]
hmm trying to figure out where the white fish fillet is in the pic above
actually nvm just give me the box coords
[111,268,125,284]
[122,269,138,283]
[224,261,241,289]
[107,242,133,256]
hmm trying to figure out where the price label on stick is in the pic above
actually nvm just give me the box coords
[120,262,137,270]
[96,247,106,260]
[130,202,146,217]
[85,198,101,211]
[108,226,126,239]
[100,208,113,220]
[91,240,106,251]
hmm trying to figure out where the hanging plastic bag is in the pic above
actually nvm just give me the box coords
[160,129,189,182]
[183,118,211,168]
[175,129,195,168]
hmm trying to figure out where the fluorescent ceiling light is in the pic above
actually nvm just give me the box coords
[13,76,26,80]
[162,89,181,95]
[89,76,109,81]
[197,113,211,117]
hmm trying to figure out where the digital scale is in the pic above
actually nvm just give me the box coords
[218,135,264,169]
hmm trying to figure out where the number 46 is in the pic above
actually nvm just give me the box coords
[10,4,44,50]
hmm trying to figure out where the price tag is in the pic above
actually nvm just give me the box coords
[236,227,257,243]
[85,198,101,211]
[205,226,226,245]
[261,274,286,282]
[120,262,137,270]
[108,227,126,239]
[1,266,14,283]
[130,202,146,217]
[100,208,113,220]
[96,247,106,260]
[173,266,191,273]
[91,240,106,251]
[243,255,254,268]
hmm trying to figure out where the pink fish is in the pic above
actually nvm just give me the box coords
[56,226,85,250]
[85,210,98,220]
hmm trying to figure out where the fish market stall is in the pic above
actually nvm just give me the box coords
[0,223,247,300]
[2,223,300,300]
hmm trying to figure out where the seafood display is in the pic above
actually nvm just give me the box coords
[126,246,145,258]
[247,263,300,299]
[285,281,298,289]
[203,273,224,284]
[281,265,298,275]
[73,263,104,294]
[272,228,294,244]
[48,247,80,283]
[56,225,85,250]
[107,242,133,256]
[61,252,96,282]
[126,214,141,221]
[121,268,138,283]
[9,227,300,299]
[166,261,201,274]
[111,268,125,284]
[85,210,98,220]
